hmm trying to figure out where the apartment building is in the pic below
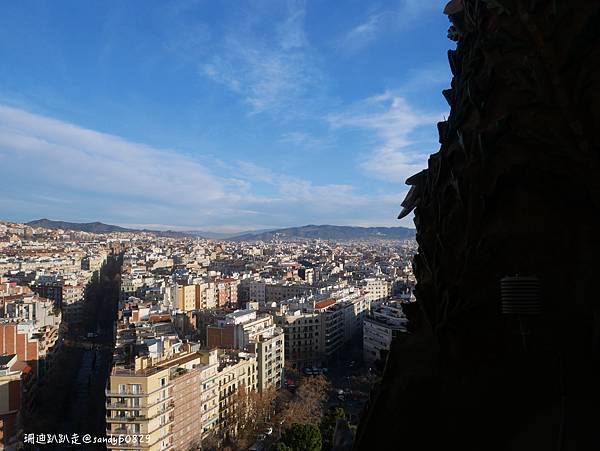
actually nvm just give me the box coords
[247,329,284,391]
[277,293,370,367]
[32,278,63,309]
[216,352,257,433]
[0,354,33,449]
[82,253,106,280]
[315,299,345,358]
[298,267,314,285]
[207,310,284,391]
[195,281,216,310]
[277,311,321,369]
[105,349,205,451]
[215,278,238,307]
[265,282,313,304]
[121,276,144,301]
[341,293,371,342]
[171,284,196,313]
[198,350,220,440]
[363,278,391,302]
[248,281,266,303]
[363,301,408,363]
[61,283,86,324]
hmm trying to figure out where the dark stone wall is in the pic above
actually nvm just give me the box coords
[355,1,600,450]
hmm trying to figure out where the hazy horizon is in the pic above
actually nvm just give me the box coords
[7,217,416,234]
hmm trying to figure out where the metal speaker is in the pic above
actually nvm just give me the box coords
[501,276,541,315]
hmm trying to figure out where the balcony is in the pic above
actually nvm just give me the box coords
[106,388,145,397]
[106,415,141,424]
[106,401,142,410]
[106,382,171,398]
[107,402,174,423]
[201,391,218,403]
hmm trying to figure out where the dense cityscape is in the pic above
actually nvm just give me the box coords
[2,1,595,450]
[0,219,416,450]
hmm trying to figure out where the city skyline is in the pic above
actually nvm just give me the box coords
[0,0,450,233]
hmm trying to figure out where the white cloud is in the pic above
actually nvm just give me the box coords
[279,131,327,149]
[0,104,408,230]
[338,11,390,52]
[337,0,443,53]
[328,91,443,183]
[199,1,322,114]
[0,104,225,205]
[234,161,275,184]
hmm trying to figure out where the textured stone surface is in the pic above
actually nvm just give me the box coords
[354,1,600,450]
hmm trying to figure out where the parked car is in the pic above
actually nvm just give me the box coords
[303,367,314,375]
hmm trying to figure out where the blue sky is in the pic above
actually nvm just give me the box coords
[0,0,452,232]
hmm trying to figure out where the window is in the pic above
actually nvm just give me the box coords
[130,384,141,394]
[160,377,166,387]
[118,384,126,394]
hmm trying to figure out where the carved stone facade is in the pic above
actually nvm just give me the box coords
[356,1,600,450]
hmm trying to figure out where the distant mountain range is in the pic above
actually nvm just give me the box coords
[25,219,415,241]
[26,218,192,238]
[230,224,415,241]
[197,229,275,240]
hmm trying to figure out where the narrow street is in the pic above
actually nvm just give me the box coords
[25,254,121,450]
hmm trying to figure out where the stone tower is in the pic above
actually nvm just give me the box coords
[355,1,600,450]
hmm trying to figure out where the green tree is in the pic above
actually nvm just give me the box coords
[272,442,293,451]
[331,407,346,421]
[282,423,322,451]
[320,406,347,451]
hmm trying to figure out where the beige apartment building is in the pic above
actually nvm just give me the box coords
[106,347,259,450]
[195,282,216,310]
[364,278,391,302]
[215,352,257,435]
[198,350,220,440]
[171,285,196,312]
[106,349,203,451]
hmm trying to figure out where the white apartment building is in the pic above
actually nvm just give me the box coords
[363,301,408,363]
[207,310,284,391]
[364,278,391,302]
